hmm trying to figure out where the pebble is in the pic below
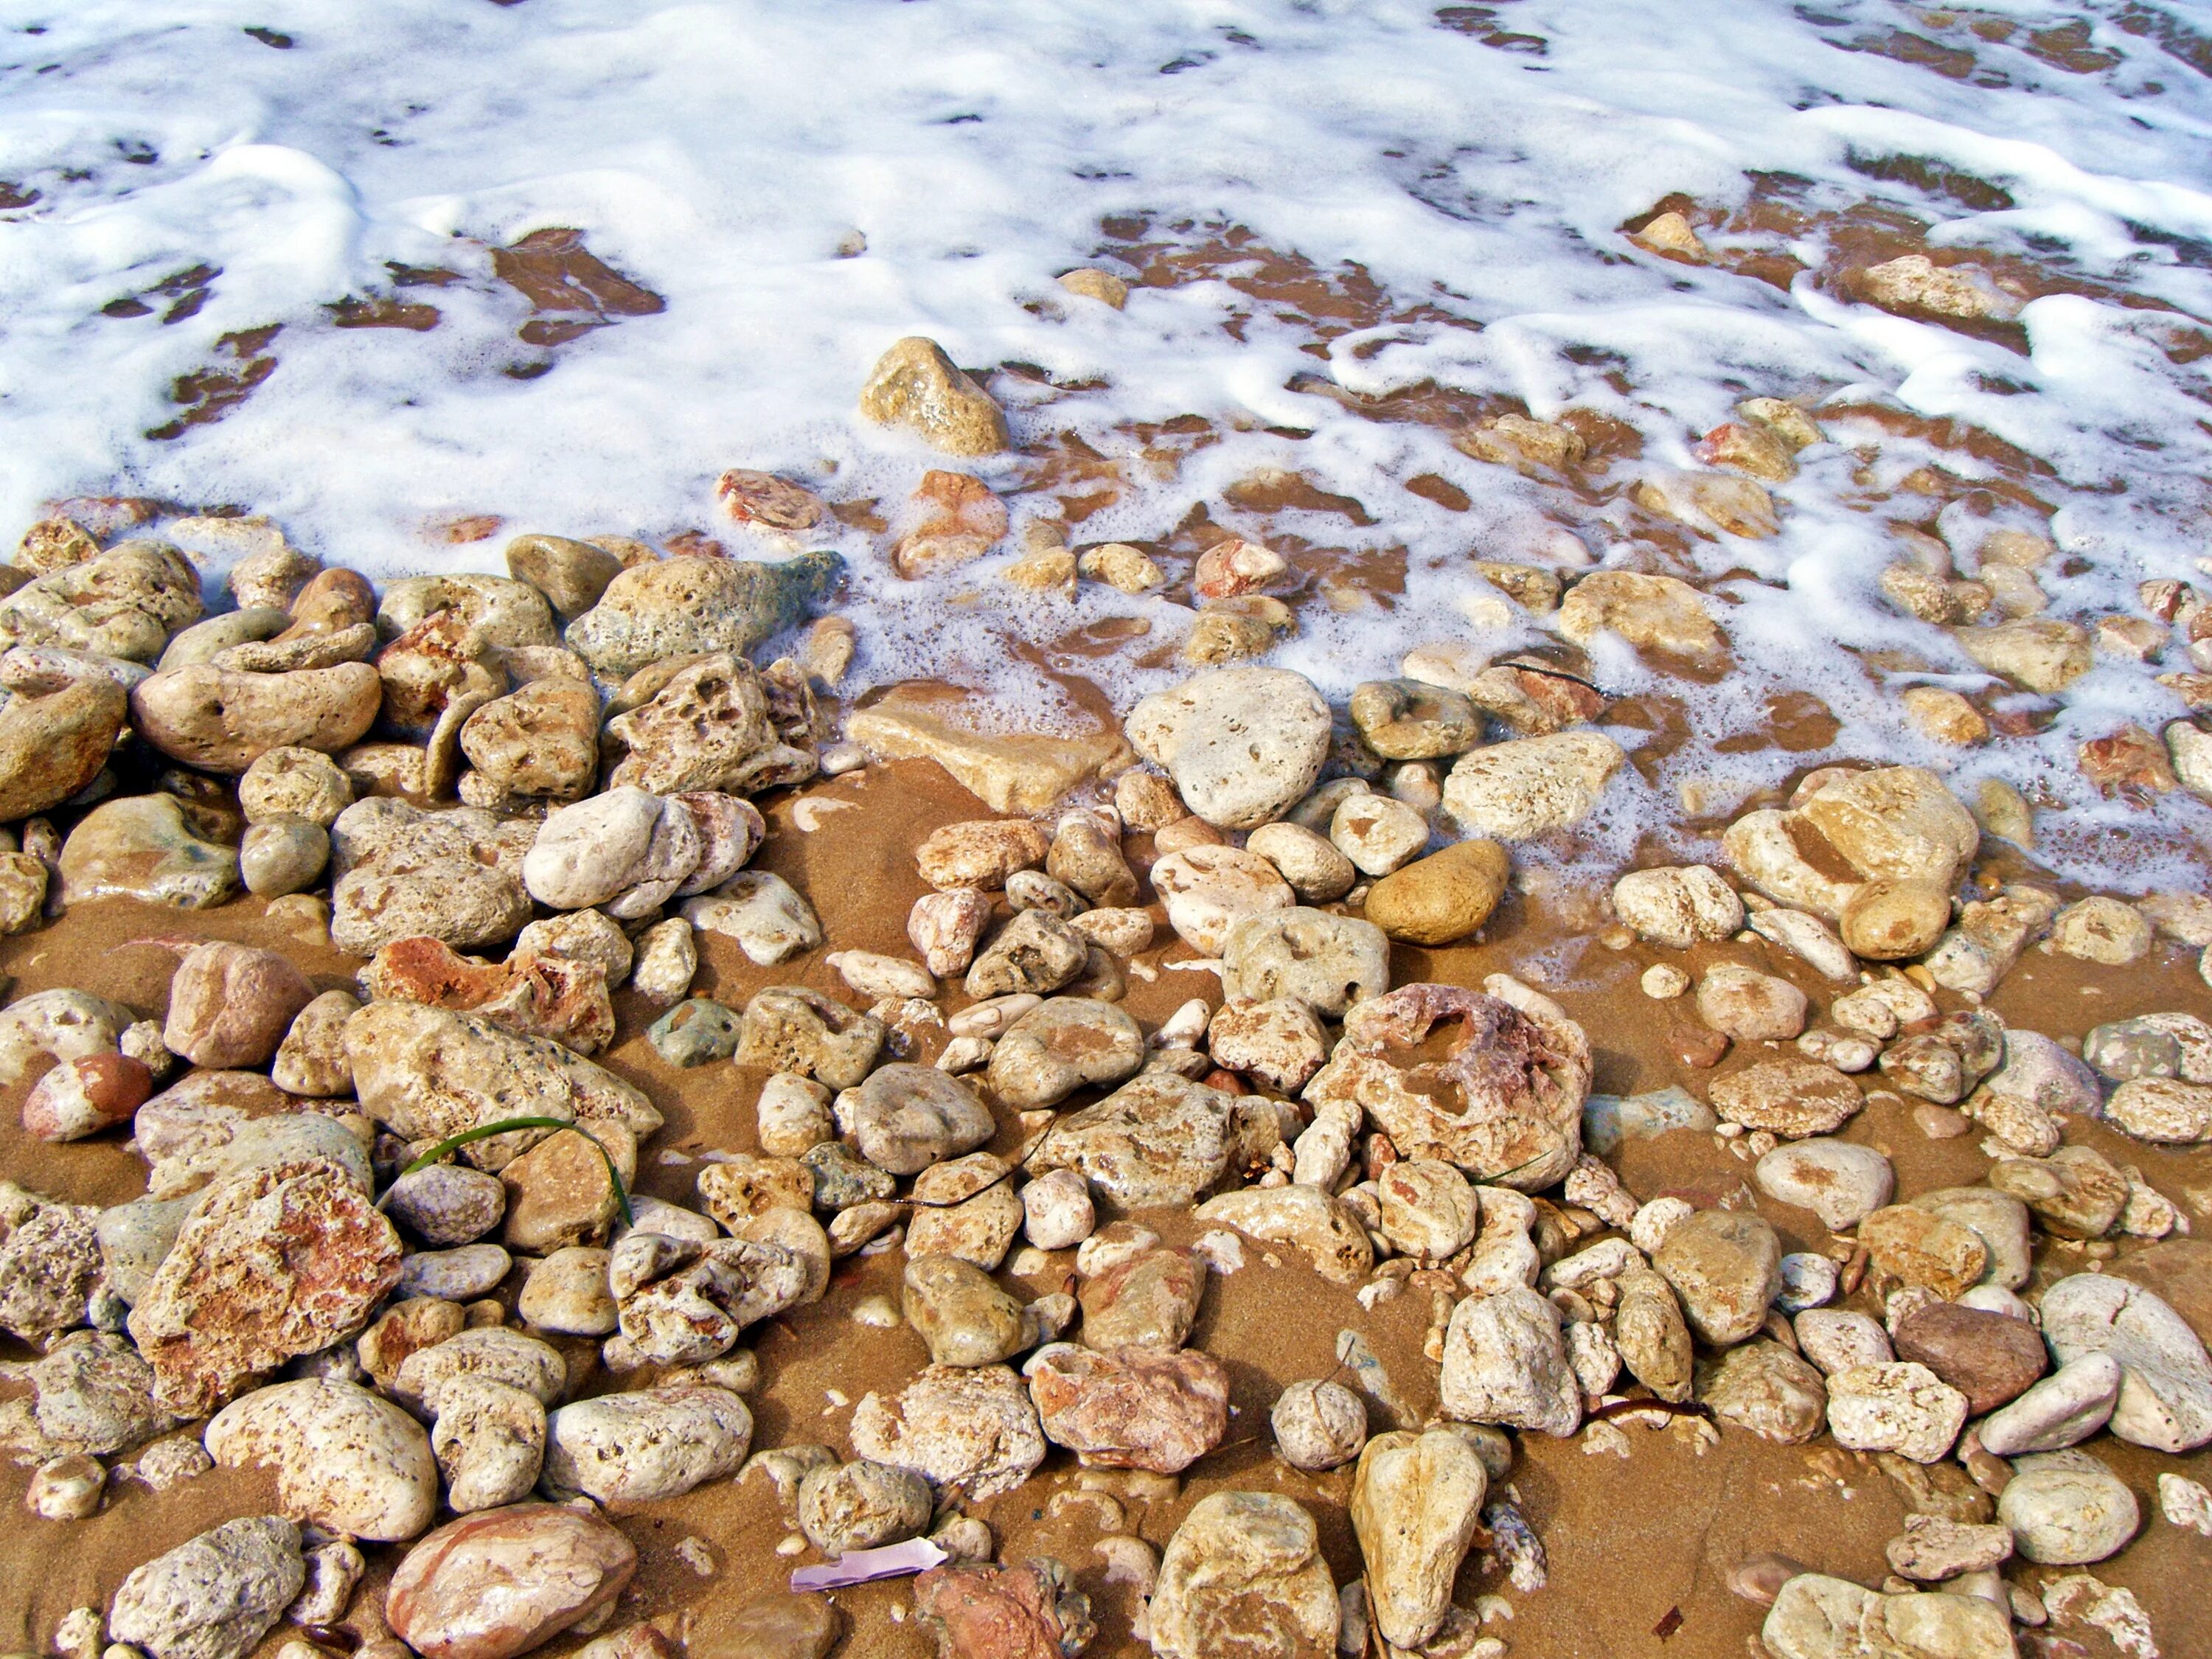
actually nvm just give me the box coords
[1029,1073,1239,1208]
[1025,1342,1230,1472]
[1998,1449,2140,1564]
[385,1165,507,1247]
[60,795,241,909]
[391,1327,567,1414]
[240,818,328,896]
[1194,1186,1373,1285]
[1361,838,1511,945]
[916,820,1050,891]
[1327,791,1429,877]
[1376,1160,1480,1262]
[1753,1138,1894,1229]
[2039,1272,2212,1452]
[1760,1574,2013,1659]
[835,1064,995,1175]
[1273,1379,1367,1471]
[565,549,841,679]
[1585,1087,1714,1155]
[1907,1187,2032,1290]
[1350,1428,1489,1652]
[858,336,1009,454]
[1698,1340,1829,1444]
[1796,765,1979,890]
[963,908,1088,998]
[28,1452,105,1518]
[126,1158,403,1416]
[1825,1362,1968,1463]
[911,1560,1093,1659]
[1048,812,1138,907]
[517,1248,617,1336]
[985,997,1144,1107]
[604,656,784,796]
[1245,821,1357,905]
[1124,667,1332,830]
[629,918,697,1006]
[1020,1168,1095,1251]
[1348,677,1481,759]
[848,1363,1046,1500]
[797,1458,933,1556]
[1219,906,1388,1017]
[903,1256,1030,1367]
[1979,1354,2124,1455]
[1858,1205,1989,1298]
[1147,1492,1338,1659]
[163,942,313,1070]
[358,1299,465,1389]
[1885,1514,2013,1582]
[1892,1301,2048,1415]
[0,681,128,827]
[683,871,824,964]
[108,1516,305,1659]
[22,1051,153,1144]
[327,800,532,955]
[1708,1057,1862,1137]
[130,663,380,773]
[2158,1470,2212,1536]
[385,1503,637,1659]
[1150,846,1293,956]
[1839,879,1952,960]
[1441,731,1625,840]
[504,534,622,621]
[1611,865,1744,948]
[459,678,602,805]
[647,998,744,1068]
[542,1385,753,1503]
[1795,1309,1894,1377]
[1079,1246,1204,1352]
[1653,1209,1782,1346]
[1438,1286,1582,1436]
[204,1379,437,1541]
[1208,997,1328,1094]
[733,987,883,1089]
[708,1593,845,1659]
[238,746,353,826]
[2107,1076,2212,1144]
[347,1001,661,1171]
[0,1331,176,1459]
[1696,963,1809,1041]
[2051,895,2152,964]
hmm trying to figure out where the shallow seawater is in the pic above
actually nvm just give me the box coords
[7,1,2212,890]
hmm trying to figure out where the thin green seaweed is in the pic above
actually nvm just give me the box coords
[379,1116,634,1227]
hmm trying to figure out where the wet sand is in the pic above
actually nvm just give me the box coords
[4,755,2210,1659]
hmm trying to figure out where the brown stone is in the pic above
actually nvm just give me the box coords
[912,1559,1093,1659]
[0,678,126,821]
[1859,1206,1990,1298]
[1893,1303,2048,1415]
[1362,840,1510,945]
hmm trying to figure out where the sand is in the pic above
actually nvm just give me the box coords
[0,754,2206,1659]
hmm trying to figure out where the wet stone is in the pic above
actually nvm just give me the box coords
[108,1516,305,1659]
[385,1503,637,1659]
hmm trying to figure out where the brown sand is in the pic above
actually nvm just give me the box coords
[4,756,2210,1659]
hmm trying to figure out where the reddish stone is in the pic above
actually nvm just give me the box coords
[1893,1302,2048,1416]
[913,1558,1094,1659]
[1026,1344,1229,1473]
[126,1156,403,1415]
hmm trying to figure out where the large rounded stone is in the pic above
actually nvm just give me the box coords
[386,1503,637,1659]
[0,678,126,821]
[541,1385,753,1503]
[2040,1272,2212,1452]
[1998,1450,2140,1565]
[131,663,380,773]
[1653,1210,1781,1346]
[1362,839,1510,945]
[60,794,240,908]
[204,1378,437,1541]
[1124,667,1332,830]
[564,552,842,680]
